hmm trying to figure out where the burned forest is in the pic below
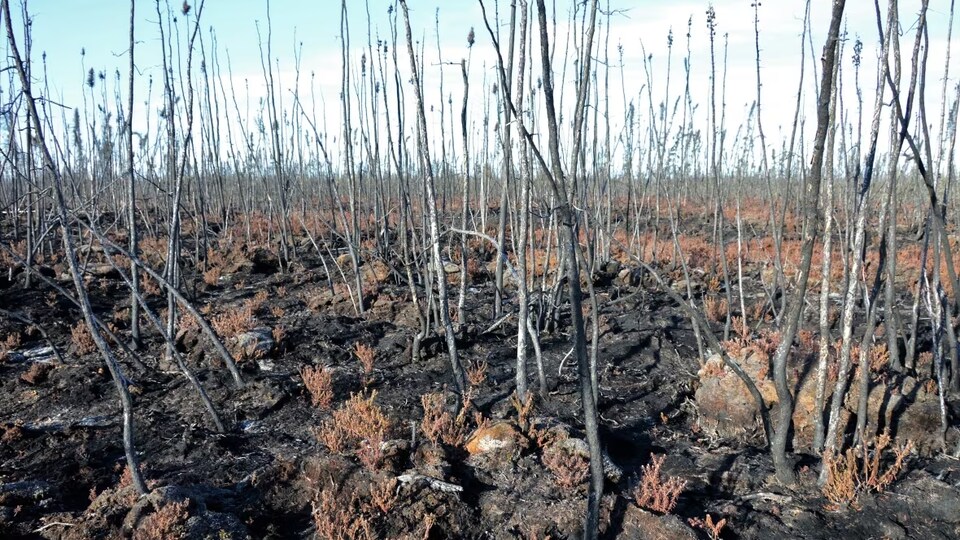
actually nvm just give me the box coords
[2,0,960,538]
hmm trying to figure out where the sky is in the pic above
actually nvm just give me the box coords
[3,0,955,173]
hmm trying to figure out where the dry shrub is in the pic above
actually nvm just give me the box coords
[869,343,890,373]
[822,430,913,511]
[633,454,686,514]
[211,304,255,339]
[0,332,21,362]
[315,419,347,454]
[705,275,722,293]
[270,306,286,318]
[420,392,468,446]
[71,322,96,355]
[704,296,727,323]
[249,290,270,312]
[542,447,589,494]
[420,513,436,540]
[312,489,373,540]
[356,432,386,472]
[466,359,489,388]
[202,266,222,286]
[1,421,24,443]
[688,514,727,540]
[316,392,391,470]
[302,365,334,409]
[511,392,535,432]
[749,300,768,322]
[3,332,21,351]
[138,236,168,266]
[354,343,375,385]
[368,476,399,515]
[797,329,816,355]
[918,351,933,370]
[140,274,162,297]
[272,325,287,345]
[20,362,53,385]
[133,499,190,540]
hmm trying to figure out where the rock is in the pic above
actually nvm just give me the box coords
[671,278,697,294]
[620,505,698,540]
[360,260,391,284]
[0,480,53,506]
[443,261,460,274]
[900,471,960,524]
[19,346,56,363]
[465,421,527,456]
[233,327,275,360]
[846,375,946,456]
[695,349,825,448]
[185,510,250,539]
[484,261,519,286]
[233,379,288,420]
[603,260,622,275]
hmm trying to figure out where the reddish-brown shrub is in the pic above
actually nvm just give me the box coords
[70,322,96,355]
[688,514,727,540]
[133,500,190,540]
[420,392,468,446]
[704,296,727,323]
[301,365,334,409]
[542,447,589,494]
[633,454,686,514]
[211,304,255,338]
[312,489,373,540]
[822,430,913,511]
[354,343,375,386]
[202,266,222,287]
[466,359,489,388]
[316,392,391,470]
[368,476,399,515]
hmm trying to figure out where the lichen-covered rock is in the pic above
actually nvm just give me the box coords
[695,349,825,448]
[465,421,527,457]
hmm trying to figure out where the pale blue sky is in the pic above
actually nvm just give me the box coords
[5,1,955,171]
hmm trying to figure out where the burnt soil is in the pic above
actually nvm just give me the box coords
[2,251,960,539]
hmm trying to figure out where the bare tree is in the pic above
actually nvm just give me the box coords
[399,0,467,394]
